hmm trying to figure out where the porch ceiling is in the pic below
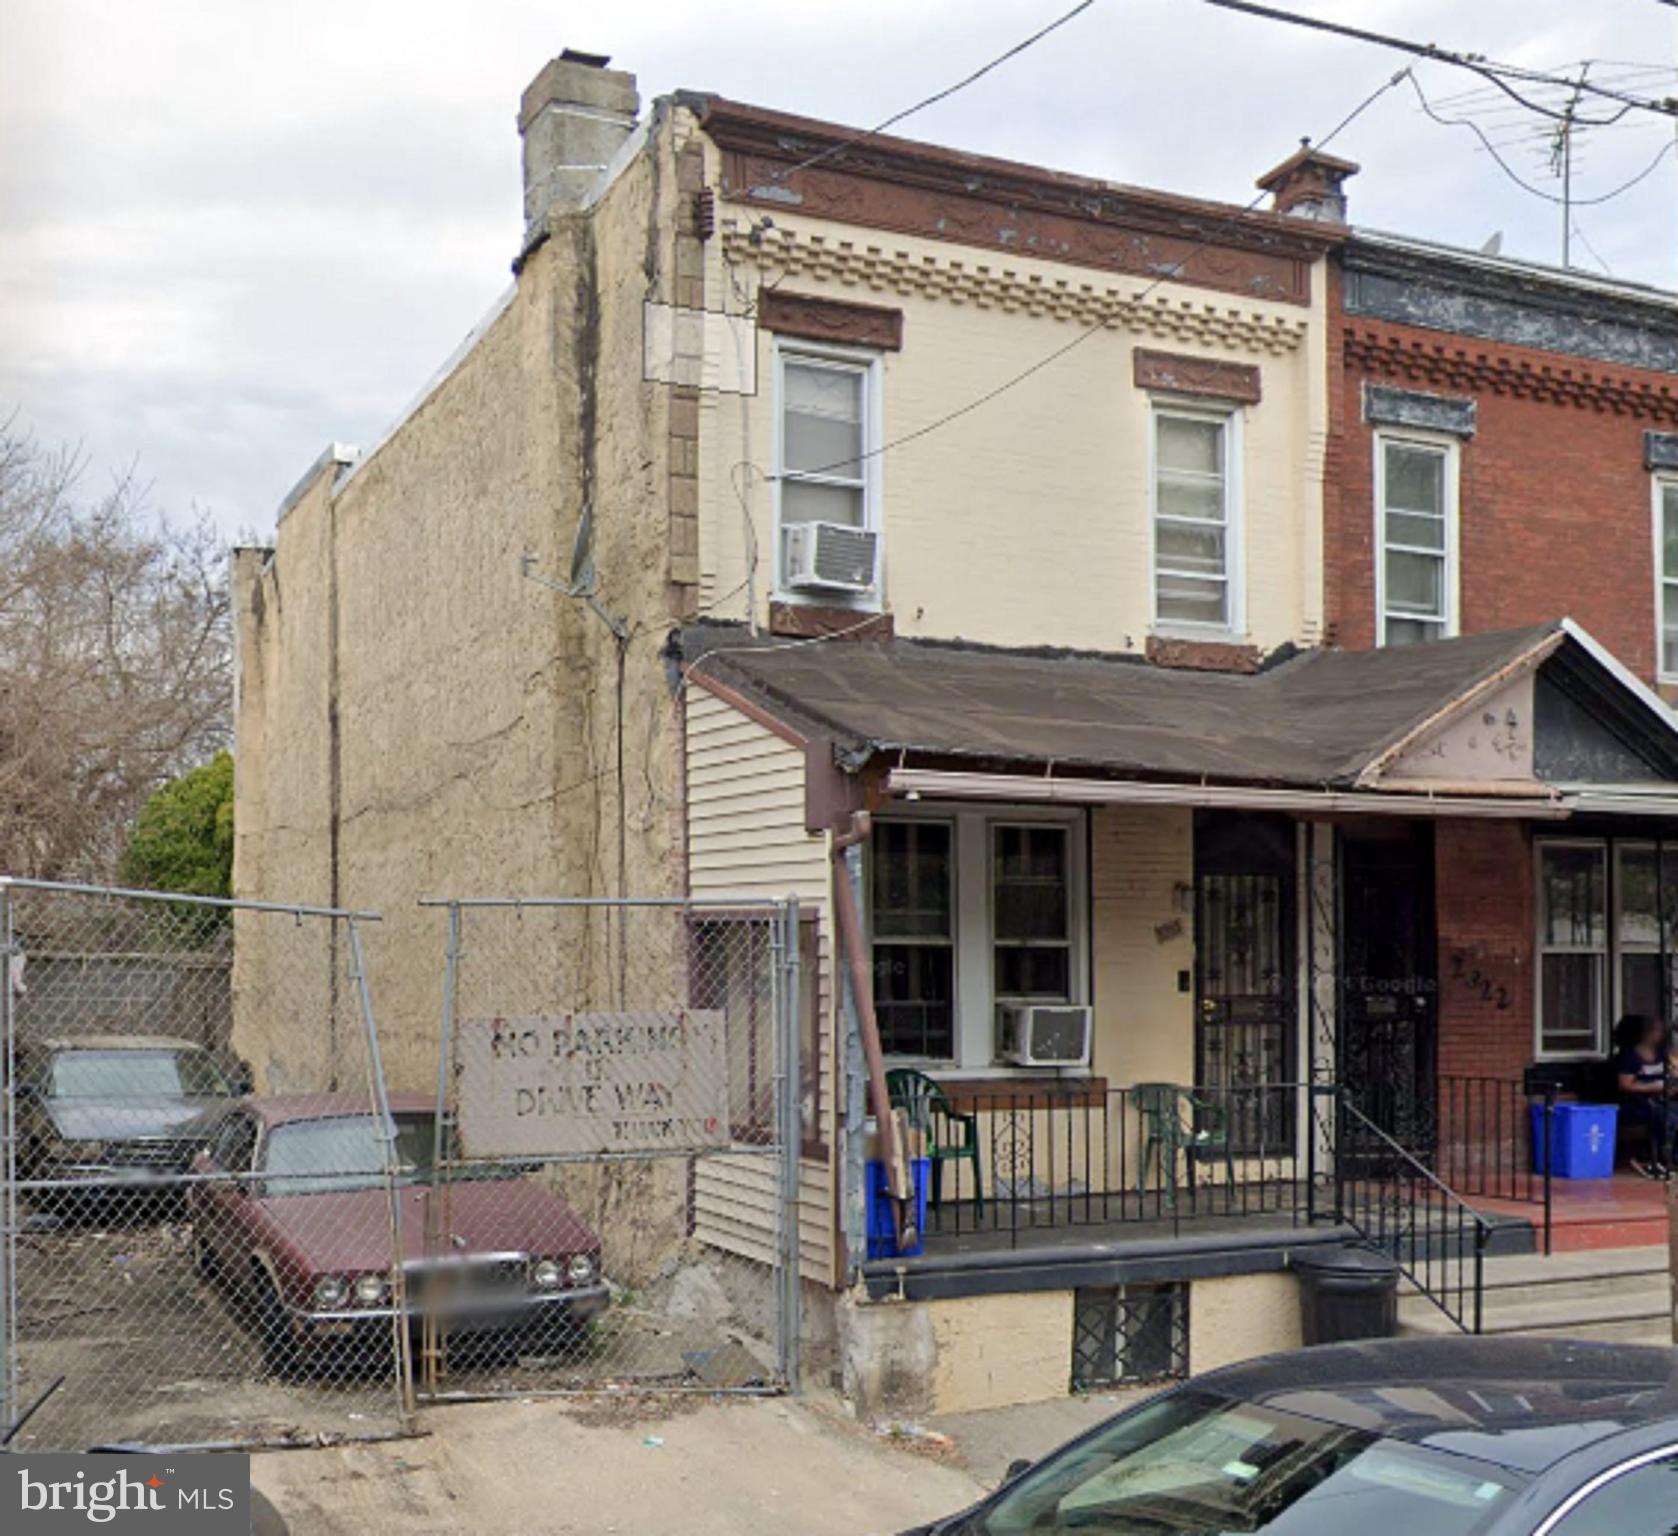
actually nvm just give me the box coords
[687,620,1637,790]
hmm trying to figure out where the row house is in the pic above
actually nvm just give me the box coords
[232,52,1678,1411]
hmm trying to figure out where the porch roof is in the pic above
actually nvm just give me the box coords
[684,619,1678,798]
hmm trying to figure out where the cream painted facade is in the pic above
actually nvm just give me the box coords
[233,60,1349,1400]
[694,203,1331,654]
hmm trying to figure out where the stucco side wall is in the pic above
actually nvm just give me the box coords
[695,199,1327,656]
[232,112,692,1094]
[1188,1271,1301,1376]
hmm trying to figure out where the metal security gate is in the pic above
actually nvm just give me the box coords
[416,895,801,1399]
[0,878,412,1450]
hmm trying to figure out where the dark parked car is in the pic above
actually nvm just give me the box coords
[189,1094,608,1374]
[904,1337,1678,1535]
[15,1035,242,1206]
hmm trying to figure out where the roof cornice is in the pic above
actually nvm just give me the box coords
[694,96,1342,307]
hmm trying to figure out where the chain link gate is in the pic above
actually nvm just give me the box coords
[0,879,413,1450]
[416,896,802,1400]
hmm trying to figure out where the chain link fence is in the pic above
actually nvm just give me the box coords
[417,896,801,1400]
[1,879,411,1450]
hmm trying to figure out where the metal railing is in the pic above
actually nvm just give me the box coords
[1317,1087,1492,1334]
[1433,1074,1555,1255]
[914,1082,1314,1249]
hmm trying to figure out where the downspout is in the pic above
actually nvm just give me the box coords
[830,810,917,1248]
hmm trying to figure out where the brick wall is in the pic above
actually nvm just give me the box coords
[1330,313,1678,682]
[1434,818,1534,1082]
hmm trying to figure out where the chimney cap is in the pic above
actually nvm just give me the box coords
[560,47,612,69]
[1255,140,1361,194]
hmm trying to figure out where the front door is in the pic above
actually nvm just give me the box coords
[1195,814,1296,1153]
[1338,822,1438,1154]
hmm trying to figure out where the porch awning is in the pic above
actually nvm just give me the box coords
[683,618,1678,814]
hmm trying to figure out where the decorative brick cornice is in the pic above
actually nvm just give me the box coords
[725,226,1309,357]
[1345,325,1678,420]
[699,96,1336,307]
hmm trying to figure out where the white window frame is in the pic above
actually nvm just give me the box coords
[772,339,883,606]
[1653,474,1678,683]
[869,804,1088,1073]
[1148,398,1244,639]
[1535,837,1610,1061]
[1374,430,1459,647]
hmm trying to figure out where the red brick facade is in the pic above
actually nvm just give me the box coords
[1327,313,1678,684]
[1433,818,1534,1083]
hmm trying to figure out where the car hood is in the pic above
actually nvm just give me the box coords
[255,1176,602,1273]
[46,1096,231,1142]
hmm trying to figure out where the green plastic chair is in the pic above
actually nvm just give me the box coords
[886,1067,984,1218]
[1134,1082,1236,1211]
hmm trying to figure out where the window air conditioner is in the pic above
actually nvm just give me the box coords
[784,522,878,593]
[998,1005,1093,1068]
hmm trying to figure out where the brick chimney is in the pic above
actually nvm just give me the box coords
[1256,140,1359,223]
[519,49,639,232]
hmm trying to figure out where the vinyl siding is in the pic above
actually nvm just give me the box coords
[686,685,837,1287]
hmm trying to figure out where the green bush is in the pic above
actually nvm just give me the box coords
[121,751,234,912]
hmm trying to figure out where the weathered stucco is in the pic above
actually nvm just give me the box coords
[234,106,706,1095]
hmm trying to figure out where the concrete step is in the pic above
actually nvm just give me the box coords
[1396,1245,1672,1344]
[1401,1287,1671,1343]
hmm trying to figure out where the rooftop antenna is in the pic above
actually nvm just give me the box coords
[519,502,628,639]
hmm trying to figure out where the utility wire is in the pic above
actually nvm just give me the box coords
[755,0,1097,191]
[1200,0,1669,125]
[1407,71,1678,208]
[763,68,1408,486]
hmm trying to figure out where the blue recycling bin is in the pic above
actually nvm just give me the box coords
[866,1157,930,1259]
[1530,1101,1618,1180]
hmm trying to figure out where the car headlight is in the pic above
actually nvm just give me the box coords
[355,1274,386,1306]
[567,1253,597,1286]
[314,1275,349,1309]
[531,1258,563,1290]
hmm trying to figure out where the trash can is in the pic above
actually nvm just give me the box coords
[865,1157,930,1260]
[1529,1101,1618,1180]
[1294,1244,1400,1345]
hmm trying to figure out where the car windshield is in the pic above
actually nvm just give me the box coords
[961,1391,1523,1536]
[262,1112,465,1193]
[49,1049,229,1100]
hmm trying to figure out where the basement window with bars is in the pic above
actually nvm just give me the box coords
[1073,1283,1189,1389]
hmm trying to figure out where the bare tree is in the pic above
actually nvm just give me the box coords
[0,416,231,881]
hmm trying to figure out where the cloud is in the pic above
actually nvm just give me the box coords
[1,0,1673,537]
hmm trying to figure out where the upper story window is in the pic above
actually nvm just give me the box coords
[1376,435,1458,646]
[1655,477,1678,680]
[776,345,880,598]
[1152,405,1240,634]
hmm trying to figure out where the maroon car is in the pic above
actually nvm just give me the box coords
[188,1093,607,1375]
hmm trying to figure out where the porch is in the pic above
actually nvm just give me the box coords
[682,618,1678,1353]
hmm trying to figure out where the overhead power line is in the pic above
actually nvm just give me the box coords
[758,0,1098,190]
[763,68,1409,485]
[1407,71,1678,210]
[1199,0,1678,124]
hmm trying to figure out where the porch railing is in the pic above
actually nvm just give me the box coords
[918,1082,1316,1247]
[906,1079,1494,1333]
[1432,1074,1555,1255]
[1316,1087,1492,1334]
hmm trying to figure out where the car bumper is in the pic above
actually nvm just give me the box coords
[291,1282,611,1339]
[29,1161,192,1192]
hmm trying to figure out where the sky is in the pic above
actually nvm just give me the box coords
[3,0,1678,541]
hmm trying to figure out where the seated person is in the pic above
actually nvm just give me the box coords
[1614,1012,1678,1178]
